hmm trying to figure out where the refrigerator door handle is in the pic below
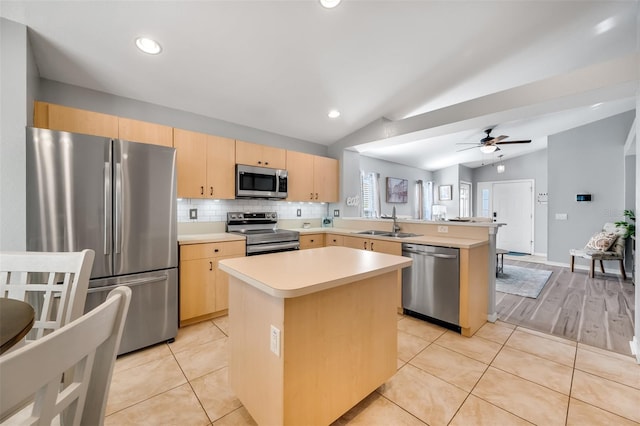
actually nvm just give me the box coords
[115,162,122,254]
[104,162,112,255]
[88,274,169,293]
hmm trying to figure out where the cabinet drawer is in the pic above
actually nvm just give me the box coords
[180,240,245,260]
[300,234,325,250]
[325,234,344,246]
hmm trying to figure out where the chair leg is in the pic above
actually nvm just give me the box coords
[570,255,575,272]
[619,260,626,280]
[599,260,605,273]
[589,260,595,278]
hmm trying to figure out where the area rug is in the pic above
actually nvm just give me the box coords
[496,264,552,298]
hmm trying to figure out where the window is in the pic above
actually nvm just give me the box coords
[481,189,490,217]
[361,171,380,218]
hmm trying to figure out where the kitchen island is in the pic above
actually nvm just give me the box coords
[219,246,412,426]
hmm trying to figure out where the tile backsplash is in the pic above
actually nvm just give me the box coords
[177,198,331,222]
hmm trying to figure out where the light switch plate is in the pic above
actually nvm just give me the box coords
[189,208,198,220]
[296,209,301,217]
[334,209,340,217]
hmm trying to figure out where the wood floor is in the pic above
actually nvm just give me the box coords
[496,258,636,356]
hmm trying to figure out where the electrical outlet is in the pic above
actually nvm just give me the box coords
[296,208,302,217]
[270,325,281,357]
[189,208,198,220]
[334,209,340,217]
[437,225,448,233]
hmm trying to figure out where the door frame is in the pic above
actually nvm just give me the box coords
[477,179,535,254]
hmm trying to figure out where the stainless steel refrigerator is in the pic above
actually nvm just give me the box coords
[26,127,178,354]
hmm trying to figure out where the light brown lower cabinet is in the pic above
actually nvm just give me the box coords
[324,234,344,246]
[299,234,325,250]
[342,235,403,311]
[179,240,245,326]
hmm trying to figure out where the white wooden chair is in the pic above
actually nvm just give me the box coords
[0,286,131,425]
[0,249,94,342]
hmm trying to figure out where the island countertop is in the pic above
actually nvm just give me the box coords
[219,246,412,298]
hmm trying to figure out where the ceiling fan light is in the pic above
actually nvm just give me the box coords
[480,145,497,154]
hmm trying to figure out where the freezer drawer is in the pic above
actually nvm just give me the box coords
[85,268,178,355]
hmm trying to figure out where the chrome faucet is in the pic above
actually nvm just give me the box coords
[392,206,401,233]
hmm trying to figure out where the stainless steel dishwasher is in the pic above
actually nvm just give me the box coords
[402,243,460,332]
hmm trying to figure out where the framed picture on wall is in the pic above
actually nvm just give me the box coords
[386,177,408,203]
[439,185,452,201]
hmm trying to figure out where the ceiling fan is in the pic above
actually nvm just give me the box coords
[457,128,532,153]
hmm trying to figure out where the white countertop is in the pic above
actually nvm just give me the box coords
[219,246,412,298]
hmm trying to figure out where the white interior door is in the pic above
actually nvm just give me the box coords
[493,181,533,253]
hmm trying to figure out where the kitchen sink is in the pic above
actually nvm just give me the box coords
[355,230,390,235]
[382,232,422,238]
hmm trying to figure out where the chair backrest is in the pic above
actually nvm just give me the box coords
[0,249,94,341]
[0,286,131,426]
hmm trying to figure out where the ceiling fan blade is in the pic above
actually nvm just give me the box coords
[455,142,481,145]
[493,135,508,143]
[456,146,480,152]
[495,139,532,145]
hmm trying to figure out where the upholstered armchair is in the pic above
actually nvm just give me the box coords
[570,223,626,279]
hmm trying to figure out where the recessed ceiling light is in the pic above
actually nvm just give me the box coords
[320,0,342,9]
[328,110,341,118]
[135,37,162,55]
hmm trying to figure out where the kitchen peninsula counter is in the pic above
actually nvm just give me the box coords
[219,246,411,426]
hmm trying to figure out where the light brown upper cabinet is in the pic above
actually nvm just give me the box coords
[236,140,286,169]
[286,151,339,202]
[34,101,118,138]
[173,128,236,199]
[118,117,173,147]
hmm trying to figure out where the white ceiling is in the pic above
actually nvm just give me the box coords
[2,0,638,170]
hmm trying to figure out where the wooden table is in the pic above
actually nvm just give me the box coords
[0,298,35,354]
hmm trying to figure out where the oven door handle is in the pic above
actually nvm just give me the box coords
[246,241,300,255]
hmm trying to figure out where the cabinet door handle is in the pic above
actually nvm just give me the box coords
[265,161,269,165]
[310,192,314,199]
[214,248,219,253]
[200,186,204,195]
[364,241,367,250]
[210,187,213,196]
[310,239,314,243]
[257,161,262,165]
[371,242,374,251]
[315,193,319,200]
[209,261,213,271]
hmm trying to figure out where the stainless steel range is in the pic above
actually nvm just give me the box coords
[226,212,300,256]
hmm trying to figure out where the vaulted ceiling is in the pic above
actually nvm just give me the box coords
[2,0,637,170]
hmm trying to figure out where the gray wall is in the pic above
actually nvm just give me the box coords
[433,165,459,219]
[0,18,35,250]
[548,111,635,265]
[38,79,327,156]
[359,155,432,219]
[473,149,548,254]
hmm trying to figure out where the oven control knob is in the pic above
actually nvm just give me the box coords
[237,213,243,219]
[230,214,237,219]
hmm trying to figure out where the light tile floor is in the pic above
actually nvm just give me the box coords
[105,316,640,425]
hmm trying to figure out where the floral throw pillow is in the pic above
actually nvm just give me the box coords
[585,232,618,251]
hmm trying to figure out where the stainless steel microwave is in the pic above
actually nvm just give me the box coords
[236,164,288,199]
